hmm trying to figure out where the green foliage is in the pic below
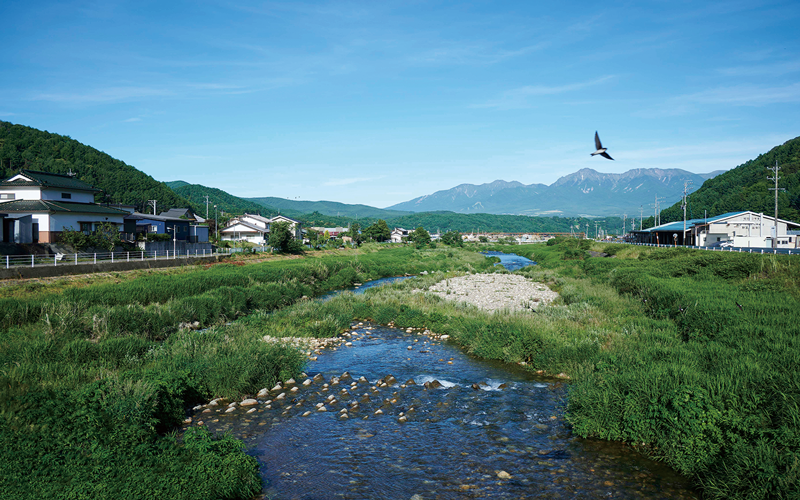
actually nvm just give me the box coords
[0,121,191,213]
[0,247,496,499]
[659,135,800,224]
[363,219,391,242]
[169,182,278,217]
[59,226,90,250]
[440,230,464,246]
[409,226,431,248]
[268,221,303,254]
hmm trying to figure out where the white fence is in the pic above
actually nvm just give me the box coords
[625,242,800,255]
[2,248,233,269]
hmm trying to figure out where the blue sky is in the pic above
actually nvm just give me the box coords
[2,1,799,208]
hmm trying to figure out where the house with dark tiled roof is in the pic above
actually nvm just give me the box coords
[0,170,127,244]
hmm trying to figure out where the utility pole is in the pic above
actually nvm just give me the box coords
[204,195,210,218]
[639,205,644,231]
[767,159,786,250]
[148,199,157,215]
[622,214,627,238]
[681,181,692,246]
[214,205,218,242]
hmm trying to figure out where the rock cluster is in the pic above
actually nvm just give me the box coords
[419,273,558,313]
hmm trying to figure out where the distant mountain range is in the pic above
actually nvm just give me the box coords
[246,196,410,220]
[387,168,726,217]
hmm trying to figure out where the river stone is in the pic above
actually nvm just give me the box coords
[257,388,269,398]
[208,400,219,407]
[424,380,442,390]
[271,383,282,391]
[340,371,351,380]
[225,407,236,413]
[285,378,296,385]
[313,373,325,382]
[302,411,312,417]
[290,387,299,393]
[384,375,397,385]
[228,402,237,407]
[358,376,368,383]
[303,378,313,386]
[240,399,258,406]
[496,470,512,479]
[202,409,212,414]
[275,392,286,400]
[246,408,256,414]
[405,379,416,385]
[398,416,407,423]
[318,405,328,412]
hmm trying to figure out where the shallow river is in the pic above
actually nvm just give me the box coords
[187,262,698,499]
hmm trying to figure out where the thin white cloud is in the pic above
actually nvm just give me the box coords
[717,59,800,77]
[123,117,142,122]
[637,82,800,117]
[32,86,173,104]
[323,176,384,186]
[475,76,615,109]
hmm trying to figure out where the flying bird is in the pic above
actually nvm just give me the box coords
[591,131,614,160]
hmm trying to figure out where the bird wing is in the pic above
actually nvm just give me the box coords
[594,131,603,150]
[600,151,614,160]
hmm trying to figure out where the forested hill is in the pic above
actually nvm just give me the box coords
[657,135,800,225]
[0,121,192,212]
[167,181,281,219]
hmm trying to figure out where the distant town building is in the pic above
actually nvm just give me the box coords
[391,228,410,243]
[0,169,127,244]
[630,211,800,248]
[220,214,302,244]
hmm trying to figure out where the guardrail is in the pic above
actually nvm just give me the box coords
[625,242,800,255]
[2,248,233,269]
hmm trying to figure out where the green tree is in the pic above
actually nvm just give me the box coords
[441,230,464,246]
[348,222,363,246]
[89,222,123,251]
[269,221,303,254]
[410,226,431,248]
[364,219,391,242]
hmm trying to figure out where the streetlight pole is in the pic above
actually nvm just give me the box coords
[214,205,218,242]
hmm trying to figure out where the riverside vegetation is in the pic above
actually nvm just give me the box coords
[0,246,493,500]
[2,242,798,499]
[226,239,798,499]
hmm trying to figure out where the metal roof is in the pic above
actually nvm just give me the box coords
[0,199,128,215]
[1,169,101,192]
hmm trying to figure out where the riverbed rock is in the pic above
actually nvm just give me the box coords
[496,470,512,479]
[257,388,269,398]
[313,373,325,382]
[240,398,258,406]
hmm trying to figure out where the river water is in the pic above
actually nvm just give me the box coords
[186,257,698,499]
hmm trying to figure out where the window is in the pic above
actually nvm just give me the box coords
[0,193,14,200]
[80,222,92,234]
[151,225,158,232]
[61,193,72,199]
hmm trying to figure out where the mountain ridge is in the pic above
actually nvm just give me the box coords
[388,167,723,217]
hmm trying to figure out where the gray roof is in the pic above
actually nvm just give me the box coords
[1,169,100,193]
[0,199,128,215]
[125,212,189,222]
[159,208,197,220]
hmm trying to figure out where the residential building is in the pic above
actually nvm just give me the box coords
[220,214,302,244]
[391,227,410,243]
[123,212,197,241]
[0,169,127,244]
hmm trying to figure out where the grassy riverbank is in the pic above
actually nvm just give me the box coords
[6,241,797,499]
[0,245,492,500]
[233,240,799,499]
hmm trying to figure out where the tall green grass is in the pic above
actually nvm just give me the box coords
[0,246,494,500]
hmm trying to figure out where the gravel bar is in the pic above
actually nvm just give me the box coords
[419,273,559,313]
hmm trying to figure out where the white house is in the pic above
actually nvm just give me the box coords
[631,211,800,248]
[220,214,302,244]
[0,169,128,244]
[391,227,410,243]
